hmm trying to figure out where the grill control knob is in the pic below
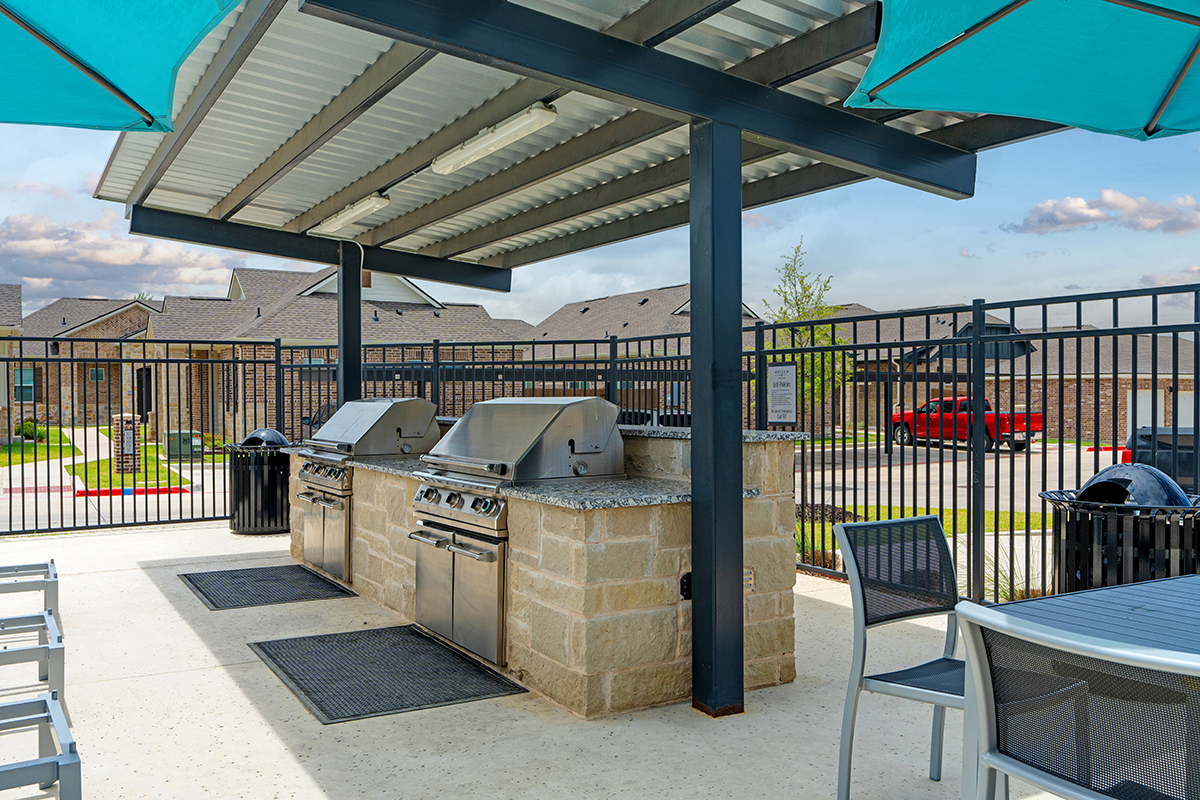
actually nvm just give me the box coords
[424,489,441,503]
[446,492,463,509]
[573,461,589,476]
[478,498,495,515]
[401,443,412,454]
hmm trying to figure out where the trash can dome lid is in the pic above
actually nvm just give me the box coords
[241,428,289,447]
[1077,463,1191,507]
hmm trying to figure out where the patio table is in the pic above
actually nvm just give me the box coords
[960,574,1200,800]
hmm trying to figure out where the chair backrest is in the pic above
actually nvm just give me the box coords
[958,601,1198,800]
[834,516,958,627]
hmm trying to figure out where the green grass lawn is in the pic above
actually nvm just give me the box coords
[795,505,1048,554]
[1,427,81,466]
[66,443,190,489]
[98,425,228,463]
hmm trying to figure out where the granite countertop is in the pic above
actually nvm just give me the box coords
[501,476,758,510]
[343,456,759,510]
[618,425,798,442]
[344,454,427,477]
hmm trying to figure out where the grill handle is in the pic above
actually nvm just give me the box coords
[407,532,449,548]
[316,498,343,510]
[446,544,496,563]
[297,492,320,504]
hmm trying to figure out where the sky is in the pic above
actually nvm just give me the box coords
[0,121,1197,327]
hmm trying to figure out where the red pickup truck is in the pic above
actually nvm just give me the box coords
[891,397,1042,452]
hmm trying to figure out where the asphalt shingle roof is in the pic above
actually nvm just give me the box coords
[150,267,524,344]
[0,284,20,329]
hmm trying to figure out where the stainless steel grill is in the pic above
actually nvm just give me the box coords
[409,397,623,665]
[298,398,440,581]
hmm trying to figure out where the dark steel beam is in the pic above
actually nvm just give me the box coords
[639,0,742,48]
[299,0,976,199]
[129,206,511,292]
[731,2,879,88]
[285,0,726,234]
[338,242,363,405]
[211,42,434,221]
[479,116,1065,268]
[688,118,744,717]
[124,0,288,214]
[363,6,883,248]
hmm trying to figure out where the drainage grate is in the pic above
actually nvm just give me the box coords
[249,625,525,723]
[179,565,355,610]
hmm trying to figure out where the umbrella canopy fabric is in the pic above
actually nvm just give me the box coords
[0,0,239,132]
[846,0,1200,141]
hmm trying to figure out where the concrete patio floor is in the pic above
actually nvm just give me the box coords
[0,522,1053,800]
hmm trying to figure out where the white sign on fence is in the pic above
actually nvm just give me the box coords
[766,362,797,425]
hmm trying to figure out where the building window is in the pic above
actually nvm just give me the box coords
[14,368,33,402]
[303,357,325,365]
[88,367,106,382]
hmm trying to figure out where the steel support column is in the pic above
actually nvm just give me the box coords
[689,119,744,717]
[338,242,363,406]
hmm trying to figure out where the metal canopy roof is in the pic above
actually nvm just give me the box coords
[96,0,1063,284]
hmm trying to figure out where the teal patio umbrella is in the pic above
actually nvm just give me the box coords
[0,0,239,132]
[846,0,1200,140]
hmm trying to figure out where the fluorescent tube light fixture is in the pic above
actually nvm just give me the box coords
[430,102,558,176]
[310,193,390,235]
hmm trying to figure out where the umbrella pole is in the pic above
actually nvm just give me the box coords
[1145,36,1200,137]
[0,2,155,127]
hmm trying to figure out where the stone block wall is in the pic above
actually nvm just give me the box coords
[507,435,796,718]
[288,433,798,720]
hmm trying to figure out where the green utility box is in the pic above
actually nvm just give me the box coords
[164,430,203,459]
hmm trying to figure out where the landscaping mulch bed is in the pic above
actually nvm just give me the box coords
[795,504,864,524]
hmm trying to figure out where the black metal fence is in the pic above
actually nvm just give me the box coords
[5,283,1199,605]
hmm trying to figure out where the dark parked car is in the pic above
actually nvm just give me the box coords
[1122,427,1196,491]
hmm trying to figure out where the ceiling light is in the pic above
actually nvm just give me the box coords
[310,193,390,235]
[431,102,558,176]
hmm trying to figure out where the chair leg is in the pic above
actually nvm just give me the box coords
[838,683,862,800]
[929,704,946,781]
[974,766,998,800]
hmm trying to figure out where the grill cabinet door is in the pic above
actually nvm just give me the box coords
[450,532,506,665]
[320,496,349,581]
[300,493,324,569]
[411,530,454,640]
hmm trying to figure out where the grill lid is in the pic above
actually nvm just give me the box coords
[306,397,439,456]
[421,397,623,483]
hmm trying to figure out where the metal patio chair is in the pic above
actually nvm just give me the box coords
[958,596,1197,800]
[833,515,965,800]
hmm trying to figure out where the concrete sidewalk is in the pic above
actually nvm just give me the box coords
[0,523,1052,800]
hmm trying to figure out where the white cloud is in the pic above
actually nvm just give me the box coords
[1141,264,1200,288]
[1003,190,1200,234]
[0,180,73,201]
[0,211,248,306]
[742,211,784,231]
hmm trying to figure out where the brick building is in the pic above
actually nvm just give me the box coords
[0,284,23,441]
[145,267,531,442]
[13,296,160,427]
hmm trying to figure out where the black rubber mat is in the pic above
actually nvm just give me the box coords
[249,625,526,723]
[179,565,355,610]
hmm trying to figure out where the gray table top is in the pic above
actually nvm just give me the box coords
[992,575,1200,656]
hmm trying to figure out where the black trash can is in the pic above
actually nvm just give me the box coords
[1041,463,1200,593]
[227,428,291,534]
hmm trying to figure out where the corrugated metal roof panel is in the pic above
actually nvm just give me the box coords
[95,2,247,203]
[145,3,396,213]
[96,0,1049,271]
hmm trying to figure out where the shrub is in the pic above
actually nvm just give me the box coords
[13,419,47,441]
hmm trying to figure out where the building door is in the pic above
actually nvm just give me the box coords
[135,367,154,421]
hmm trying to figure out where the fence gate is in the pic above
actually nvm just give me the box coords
[0,337,278,534]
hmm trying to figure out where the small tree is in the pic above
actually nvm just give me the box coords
[760,240,847,417]
[132,291,154,302]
